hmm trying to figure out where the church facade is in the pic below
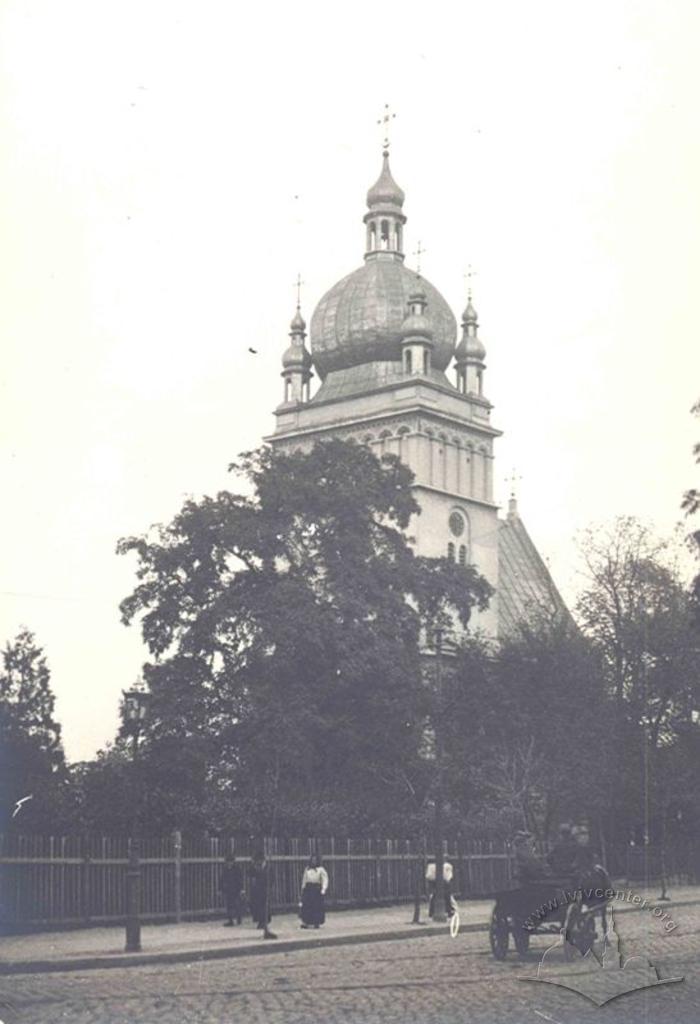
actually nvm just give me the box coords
[267,147,565,638]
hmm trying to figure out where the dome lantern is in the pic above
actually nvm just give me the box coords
[363,148,407,260]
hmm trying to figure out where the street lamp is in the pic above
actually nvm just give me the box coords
[431,627,448,923]
[122,680,149,953]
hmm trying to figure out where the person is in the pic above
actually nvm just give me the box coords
[546,824,579,878]
[512,830,548,883]
[425,859,455,917]
[249,851,277,939]
[220,854,244,927]
[299,853,329,928]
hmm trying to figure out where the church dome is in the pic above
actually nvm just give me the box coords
[310,259,456,379]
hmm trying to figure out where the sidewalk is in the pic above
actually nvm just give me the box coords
[2,885,699,976]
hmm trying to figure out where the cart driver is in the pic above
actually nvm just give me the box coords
[512,830,549,883]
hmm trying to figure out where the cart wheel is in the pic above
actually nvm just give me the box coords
[489,908,510,960]
[513,919,531,957]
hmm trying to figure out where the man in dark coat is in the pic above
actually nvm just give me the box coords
[220,854,244,927]
[249,851,277,939]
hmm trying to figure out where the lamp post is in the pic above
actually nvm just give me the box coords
[123,681,148,953]
[431,627,447,923]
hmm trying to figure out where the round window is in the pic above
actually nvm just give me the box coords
[449,511,465,537]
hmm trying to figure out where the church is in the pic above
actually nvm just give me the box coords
[267,143,566,638]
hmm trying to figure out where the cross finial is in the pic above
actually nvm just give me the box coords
[377,103,396,153]
[464,265,478,301]
[413,241,426,275]
[293,273,304,308]
[506,469,522,499]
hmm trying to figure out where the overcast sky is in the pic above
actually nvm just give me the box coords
[1,0,698,762]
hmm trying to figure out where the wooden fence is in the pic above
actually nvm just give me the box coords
[0,834,513,930]
[2,834,698,932]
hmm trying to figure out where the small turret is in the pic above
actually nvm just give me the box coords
[281,301,313,405]
[455,290,487,396]
[400,281,434,376]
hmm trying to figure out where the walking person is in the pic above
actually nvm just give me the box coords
[299,853,329,929]
[220,853,244,927]
[249,850,277,939]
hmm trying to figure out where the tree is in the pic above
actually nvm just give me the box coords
[0,628,66,831]
[117,440,492,834]
[447,616,610,841]
[682,399,700,611]
[575,518,700,850]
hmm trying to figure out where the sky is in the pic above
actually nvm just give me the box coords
[1,0,698,762]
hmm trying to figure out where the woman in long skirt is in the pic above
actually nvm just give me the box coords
[300,854,329,928]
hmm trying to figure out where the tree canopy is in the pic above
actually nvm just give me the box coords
[116,440,492,834]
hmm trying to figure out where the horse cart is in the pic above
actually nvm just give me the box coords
[487,875,610,961]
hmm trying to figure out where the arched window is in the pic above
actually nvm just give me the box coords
[477,369,483,395]
[380,220,390,249]
[362,434,374,445]
[425,351,431,373]
[284,379,291,402]
[396,224,402,250]
[369,222,377,250]
[458,545,467,566]
[405,350,412,374]
[447,542,455,561]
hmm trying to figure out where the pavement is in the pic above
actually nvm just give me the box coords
[2,884,699,976]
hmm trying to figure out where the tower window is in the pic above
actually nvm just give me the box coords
[458,545,467,566]
[449,510,465,537]
[447,542,455,561]
[380,220,390,249]
[405,350,412,374]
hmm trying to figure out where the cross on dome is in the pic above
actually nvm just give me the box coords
[377,103,396,154]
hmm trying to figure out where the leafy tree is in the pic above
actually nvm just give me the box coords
[0,628,66,831]
[682,399,700,611]
[575,518,700,849]
[447,617,610,841]
[117,440,492,834]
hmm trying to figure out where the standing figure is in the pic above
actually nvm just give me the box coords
[425,859,455,917]
[220,854,244,927]
[249,851,277,939]
[299,854,329,929]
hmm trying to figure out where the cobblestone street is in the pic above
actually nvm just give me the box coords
[2,904,699,1024]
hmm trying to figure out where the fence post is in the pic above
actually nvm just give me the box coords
[173,830,182,924]
[81,836,91,925]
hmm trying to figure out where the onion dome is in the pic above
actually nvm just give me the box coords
[455,297,486,363]
[366,152,405,210]
[282,305,312,369]
[400,284,434,341]
[310,260,455,378]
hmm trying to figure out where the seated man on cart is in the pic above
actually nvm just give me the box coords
[511,831,549,883]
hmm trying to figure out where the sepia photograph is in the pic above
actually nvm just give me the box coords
[1,1,699,1021]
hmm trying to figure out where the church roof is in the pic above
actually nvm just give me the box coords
[497,505,569,635]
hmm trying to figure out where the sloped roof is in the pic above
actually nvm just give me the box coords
[498,504,570,636]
